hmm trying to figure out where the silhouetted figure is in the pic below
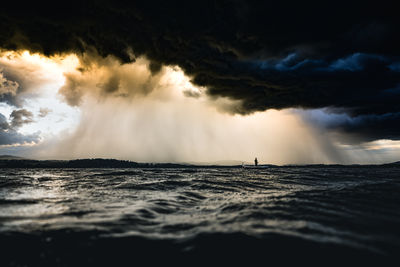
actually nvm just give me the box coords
[254,157,258,166]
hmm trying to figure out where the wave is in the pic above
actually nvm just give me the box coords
[0,166,399,265]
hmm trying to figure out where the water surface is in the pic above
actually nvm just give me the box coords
[1,167,399,265]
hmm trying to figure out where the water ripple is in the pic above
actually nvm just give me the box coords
[1,167,399,264]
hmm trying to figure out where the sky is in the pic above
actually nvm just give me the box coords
[0,1,399,164]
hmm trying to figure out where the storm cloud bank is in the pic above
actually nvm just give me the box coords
[1,1,400,142]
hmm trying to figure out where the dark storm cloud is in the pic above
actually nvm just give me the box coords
[0,113,39,145]
[334,113,400,142]
[1,1,400,139]
[298,109,400,143]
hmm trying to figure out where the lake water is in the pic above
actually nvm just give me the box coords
[1,167,399,266]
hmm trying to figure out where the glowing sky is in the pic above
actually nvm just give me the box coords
[0,50,399,164]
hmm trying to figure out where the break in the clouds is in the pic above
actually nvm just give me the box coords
[0,51,80,149]
[0,112,39,146]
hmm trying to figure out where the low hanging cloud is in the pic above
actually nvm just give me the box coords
[0,71,19,105]
[10,108,34,128]
[0,72,18,96]
[58,53,166,106]
[297,109,400,143]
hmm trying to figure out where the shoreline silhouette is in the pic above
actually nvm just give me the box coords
[0,157,399,169]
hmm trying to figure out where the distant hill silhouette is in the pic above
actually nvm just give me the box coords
[0,156,399,168]
[0,158,239,168]
[0,155,27,160]
[383,161,400,166]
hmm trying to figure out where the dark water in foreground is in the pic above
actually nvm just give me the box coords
[1,167,400,266]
